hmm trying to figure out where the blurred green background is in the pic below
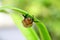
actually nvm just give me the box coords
[1,0,60,40]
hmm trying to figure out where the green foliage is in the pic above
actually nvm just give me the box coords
[0,6,51,40]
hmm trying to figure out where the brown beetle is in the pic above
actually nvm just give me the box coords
[22,17,33,27]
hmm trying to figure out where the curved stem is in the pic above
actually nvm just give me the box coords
[10,13,39,40]
[34,18,51,40]
[0,6,39,40]
[0,6,28,15]
[0,6,51,40]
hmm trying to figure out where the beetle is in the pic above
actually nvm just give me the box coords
[22,14,34,27]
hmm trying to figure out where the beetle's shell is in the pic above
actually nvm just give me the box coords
[22,17,33,27]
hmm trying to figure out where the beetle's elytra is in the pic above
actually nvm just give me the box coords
[22,17,33,27]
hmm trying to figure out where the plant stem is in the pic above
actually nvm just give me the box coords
[34,18,51,40]
[0,6,39,40]
[10,13,39,40]
[0,6,28,15]
[0,6,51,40]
